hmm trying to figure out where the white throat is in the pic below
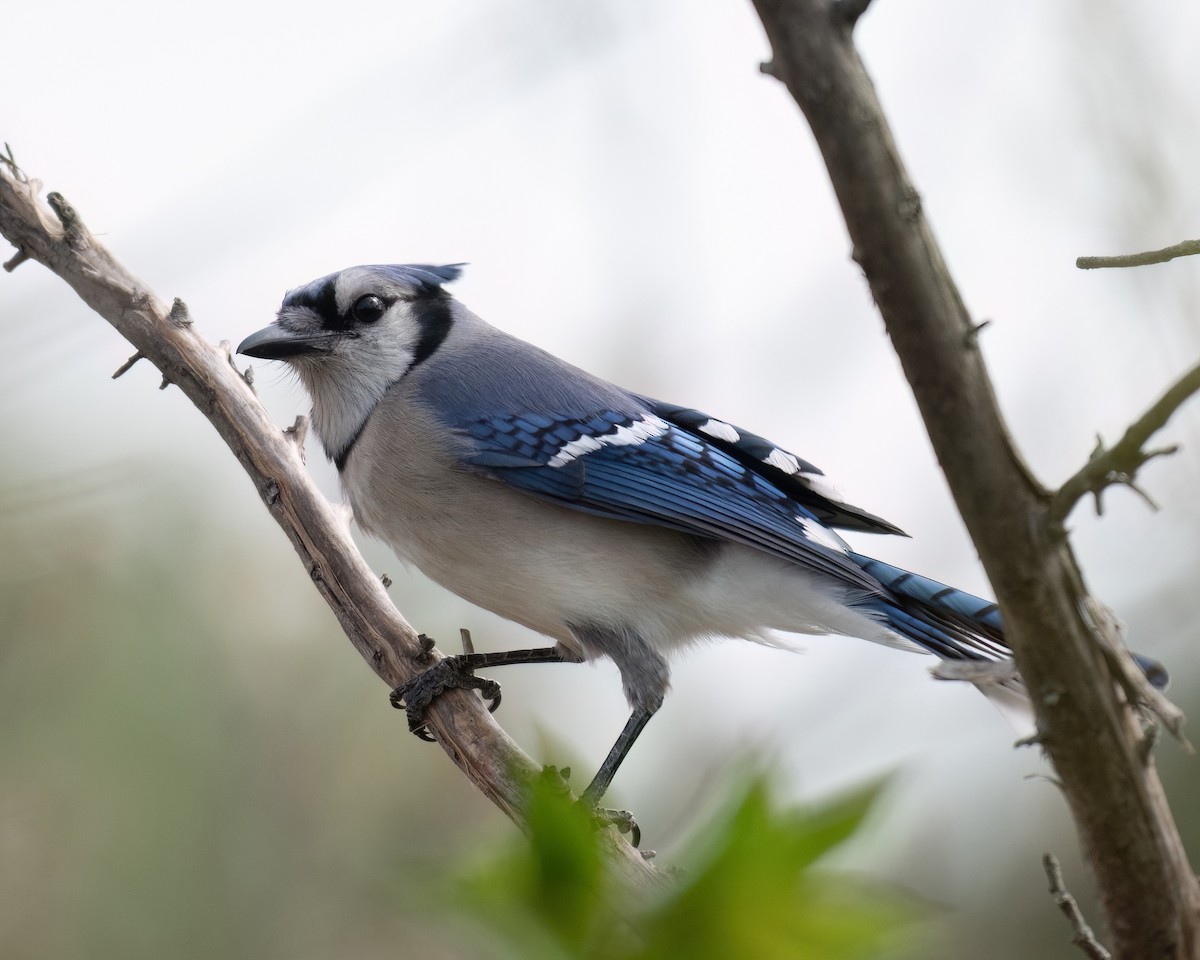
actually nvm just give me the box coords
[295,348,411,464]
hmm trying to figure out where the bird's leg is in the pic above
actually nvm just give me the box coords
[580,707,658,848]
[563,621,668,849]
[390,643,566,741]
[581,707,656,807]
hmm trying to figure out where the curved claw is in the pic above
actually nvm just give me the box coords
[479,680,502,713]
[594,806,641,849]
[388,656,504,741]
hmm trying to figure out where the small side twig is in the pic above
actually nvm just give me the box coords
[837,0,875,27]
[0,146,32,272]
[1051,360,1200,525]
[1077,238,1200,270]
[46,191,86,248]
[112,351,145,379]
[1137,722,1161,767]
[1043,853,1111,960]
[1081,598,1190,750]
[169,298,192,327]
[930,659,1019,685]
[0,143,20,178]
[283,415,309,462]
[962,318,991,347]
[3,248,28,271]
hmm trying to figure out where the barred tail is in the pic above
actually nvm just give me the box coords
[850,553,1169,690]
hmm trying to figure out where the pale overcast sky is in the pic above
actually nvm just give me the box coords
[4,0,1199,936]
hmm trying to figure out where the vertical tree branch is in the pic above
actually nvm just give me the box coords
[748,2,1200,957]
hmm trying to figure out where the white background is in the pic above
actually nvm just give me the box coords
[3,1,1198,955]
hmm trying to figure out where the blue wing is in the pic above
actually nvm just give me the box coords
[635,397,906,536]
[452,405,1172,686]
[459,407,883,593]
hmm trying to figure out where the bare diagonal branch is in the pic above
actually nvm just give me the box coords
[0,163,659,888]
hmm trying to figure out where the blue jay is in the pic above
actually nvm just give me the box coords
[238,263,1168,808]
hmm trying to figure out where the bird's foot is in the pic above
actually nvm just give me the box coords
[546,765,644,850]
[593,805,643,850]
[390,649,502,742]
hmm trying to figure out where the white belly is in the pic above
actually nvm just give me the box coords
[340,400,902,659]
[341,415,712,652]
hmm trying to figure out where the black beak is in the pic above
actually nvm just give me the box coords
[237,324,339,360]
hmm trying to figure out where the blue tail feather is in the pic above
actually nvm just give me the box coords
[851,552,1007,662]
[850,552,1169,690]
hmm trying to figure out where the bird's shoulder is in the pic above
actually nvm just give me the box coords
[382,313,900,537]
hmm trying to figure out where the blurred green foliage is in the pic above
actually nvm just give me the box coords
[0,472,914,960]
[1,463,1197,960]
[449,770,914,960]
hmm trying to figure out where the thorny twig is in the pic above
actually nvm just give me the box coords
[1051,361,1200,525]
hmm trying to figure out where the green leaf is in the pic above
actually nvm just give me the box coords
[628,777,908,960]
[450,771,916,960]
[451,767,616,960]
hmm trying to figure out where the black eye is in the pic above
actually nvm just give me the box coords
[350,294,387,324]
